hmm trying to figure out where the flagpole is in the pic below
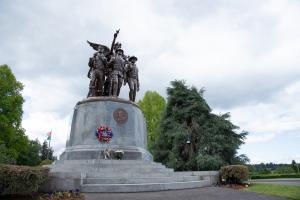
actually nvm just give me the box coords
[47,139,49,160]
[47,130,52,160]
[47,141,49,160]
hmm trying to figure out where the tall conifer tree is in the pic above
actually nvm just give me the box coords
[153,80,248,171]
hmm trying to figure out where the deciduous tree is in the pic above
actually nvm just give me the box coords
[0,64,27,163]
[0,65,48,166]
[138,91,166,151]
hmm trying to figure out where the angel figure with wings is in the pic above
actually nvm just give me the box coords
[86,29,122,97]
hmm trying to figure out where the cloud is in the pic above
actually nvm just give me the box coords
[1,0,300,162]
[22,111,72,156]
[2,0,300,108]
[250,154,300,164]
[225,80,300,136]
[247,133,277,143]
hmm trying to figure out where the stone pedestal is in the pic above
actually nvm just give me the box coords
[59,97,152,161]
[44,97,218,193]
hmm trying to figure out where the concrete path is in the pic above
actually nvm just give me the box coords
[252,178,300,186]
[84,186,286,200]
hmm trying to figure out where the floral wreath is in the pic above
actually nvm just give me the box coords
[95,125,113,143]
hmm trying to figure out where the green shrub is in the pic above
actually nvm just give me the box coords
[220,165,249,184]
[251,173,300,179]
[39,159,53,166]
[0,164,49,195]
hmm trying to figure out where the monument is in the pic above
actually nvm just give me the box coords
[59,97,152,161]
[45,30,218,193]
[59,29,150,161]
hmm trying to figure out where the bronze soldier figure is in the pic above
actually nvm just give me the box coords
[87,47,108,97]
[86,29,140,101]
[87,30,121,97]
[126,56,139,102]
[107,48,127,97]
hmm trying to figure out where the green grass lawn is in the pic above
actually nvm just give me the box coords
[243,183,300,200]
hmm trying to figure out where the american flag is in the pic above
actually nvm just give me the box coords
[47,130,52,140]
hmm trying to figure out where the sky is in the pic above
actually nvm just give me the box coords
[0,0,299,164]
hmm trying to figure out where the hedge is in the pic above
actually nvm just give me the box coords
[39,159,54,166]
[0,164,49,195]
[251,173,300,179]
[220,165,249,184]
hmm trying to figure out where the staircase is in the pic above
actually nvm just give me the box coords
[48,159,216,192]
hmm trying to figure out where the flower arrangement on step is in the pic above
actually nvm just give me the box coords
[114,150,124,160]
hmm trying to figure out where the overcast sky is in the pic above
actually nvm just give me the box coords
[1,0,299,164]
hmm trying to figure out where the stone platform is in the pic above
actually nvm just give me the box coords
[44,97,218,192]
[46,159,218,192]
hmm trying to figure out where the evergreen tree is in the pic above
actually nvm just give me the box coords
[138,91,166,151]
[152,80,248,171]
[40,140,54,161]
[291,160,299,173]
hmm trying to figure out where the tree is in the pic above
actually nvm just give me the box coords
[0,64,27,163]
[17,139,42,166]
[0,65,44,166]
[291,160,299,173]
[40,140,54,161]
[0,142,16,164]
[138,91,166,151]
[275,165,294,174]
[152,80,248,171]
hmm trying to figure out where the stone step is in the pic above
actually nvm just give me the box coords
[83,170,214,178]
[85,171,175,178]
[83,175,202,184]
[53,163,167,170]
[80,180,211,192]
[48,171,208,179]
[51,167,174,173]
[55,159,161,166]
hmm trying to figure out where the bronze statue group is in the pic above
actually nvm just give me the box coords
[87,30,139,102]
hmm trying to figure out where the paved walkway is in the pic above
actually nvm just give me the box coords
[84,187,285,200]
[252,178,300,186]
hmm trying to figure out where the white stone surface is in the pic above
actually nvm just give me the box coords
[43,98,219,193]
[60,97,152,161]
[43,159,218,192]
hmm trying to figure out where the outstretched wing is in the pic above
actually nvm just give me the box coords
[87,40,110,55]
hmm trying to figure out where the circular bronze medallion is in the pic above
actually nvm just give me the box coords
[113,108,128,124]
